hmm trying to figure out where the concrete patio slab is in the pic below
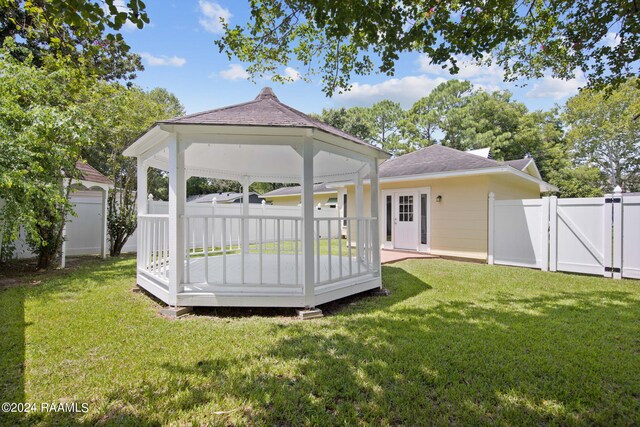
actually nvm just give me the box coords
[381,249,437,265]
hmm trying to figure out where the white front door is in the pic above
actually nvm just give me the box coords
[394,192,419,250]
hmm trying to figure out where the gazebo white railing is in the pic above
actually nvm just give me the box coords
[124,88,389,308]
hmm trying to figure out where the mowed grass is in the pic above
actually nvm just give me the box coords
[1,256,639,426]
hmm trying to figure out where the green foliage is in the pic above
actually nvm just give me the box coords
[0,47,96,268]
[217,1,639,96]
[312,102,407,155]
[1,0,149,81]
[564,78,640,192]
[442,91,527,159]
[310,106,374,142]
[82,83,185,256]
[546,166,606,198]
[519,110,605,197]
[369,100,406,155]
[402,80,474,149]
[186,177,242,199]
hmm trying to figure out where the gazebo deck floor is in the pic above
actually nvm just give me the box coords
[182,253,370,292]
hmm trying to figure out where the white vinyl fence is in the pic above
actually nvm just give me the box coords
[3,196,338,261]
[488,190,639,279]
[622,196,640,279]
[2,193,129,260]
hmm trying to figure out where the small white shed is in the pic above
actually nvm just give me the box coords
[123,88,390,308]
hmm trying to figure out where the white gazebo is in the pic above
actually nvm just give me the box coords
[123,88,390,309]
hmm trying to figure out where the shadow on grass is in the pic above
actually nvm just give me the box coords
[0,287,27,426]
[152,287,640,425]
[0,256,143,427]
[4,260,640,425]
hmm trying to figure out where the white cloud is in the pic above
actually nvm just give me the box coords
[139,52,186,67]
[198,0,231,34]
[418,53,505,86]
[219,63,249,80]
[334,75,449,108]
[525,75,584,100]
[283,67,301,82]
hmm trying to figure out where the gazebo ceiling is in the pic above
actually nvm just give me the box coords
[124,87,390,183]
[147,143,369,183]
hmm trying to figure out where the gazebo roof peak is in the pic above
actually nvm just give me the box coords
[255,86,278,101]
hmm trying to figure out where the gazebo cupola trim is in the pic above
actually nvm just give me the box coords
[124,87,390,308]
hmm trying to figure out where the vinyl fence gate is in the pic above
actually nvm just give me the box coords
[488,189,640,279]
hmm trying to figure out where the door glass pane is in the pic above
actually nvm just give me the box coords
[386,195,392,241]
[343,194,347,226]
[399,195,413,222]
[421,194,427,244]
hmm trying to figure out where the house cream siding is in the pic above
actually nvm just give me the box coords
[262,193,335,207]
[488,174,540,200]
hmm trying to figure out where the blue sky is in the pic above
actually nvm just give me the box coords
[122,1,586,115]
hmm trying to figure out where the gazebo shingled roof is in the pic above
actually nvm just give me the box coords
[159,87,377,149]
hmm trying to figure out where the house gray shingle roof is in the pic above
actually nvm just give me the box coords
[504,158,532,171]
[379,144,504,178]
[261,183,336,198]
[160,87,376,148]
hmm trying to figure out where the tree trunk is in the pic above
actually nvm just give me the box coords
[110,237,127,257]
[37,250,54,270]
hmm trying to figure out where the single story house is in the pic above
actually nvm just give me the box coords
[258,183,337,207]
[262,144,557,261]
[187,192,262,204]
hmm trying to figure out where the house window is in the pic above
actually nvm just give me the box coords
[399,195,413,222]
[342,193,347,226]
[386,195,392,241]
[420,194,427,245]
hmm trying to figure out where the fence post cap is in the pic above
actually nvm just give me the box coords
[488,192,495,199]
[614,185,622,194]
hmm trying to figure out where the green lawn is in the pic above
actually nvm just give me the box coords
[1,257,639,425]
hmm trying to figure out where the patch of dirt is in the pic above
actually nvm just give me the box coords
[0,256,100,290]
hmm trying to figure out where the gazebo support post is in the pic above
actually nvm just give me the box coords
[136,158,148,286]
[355,173,364,264]
[101,187,108,259]
[370,160,381,280]
[168,134,185,307]
[301,136,316,308]
[136,157,148,216]
[242,176,251,255]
